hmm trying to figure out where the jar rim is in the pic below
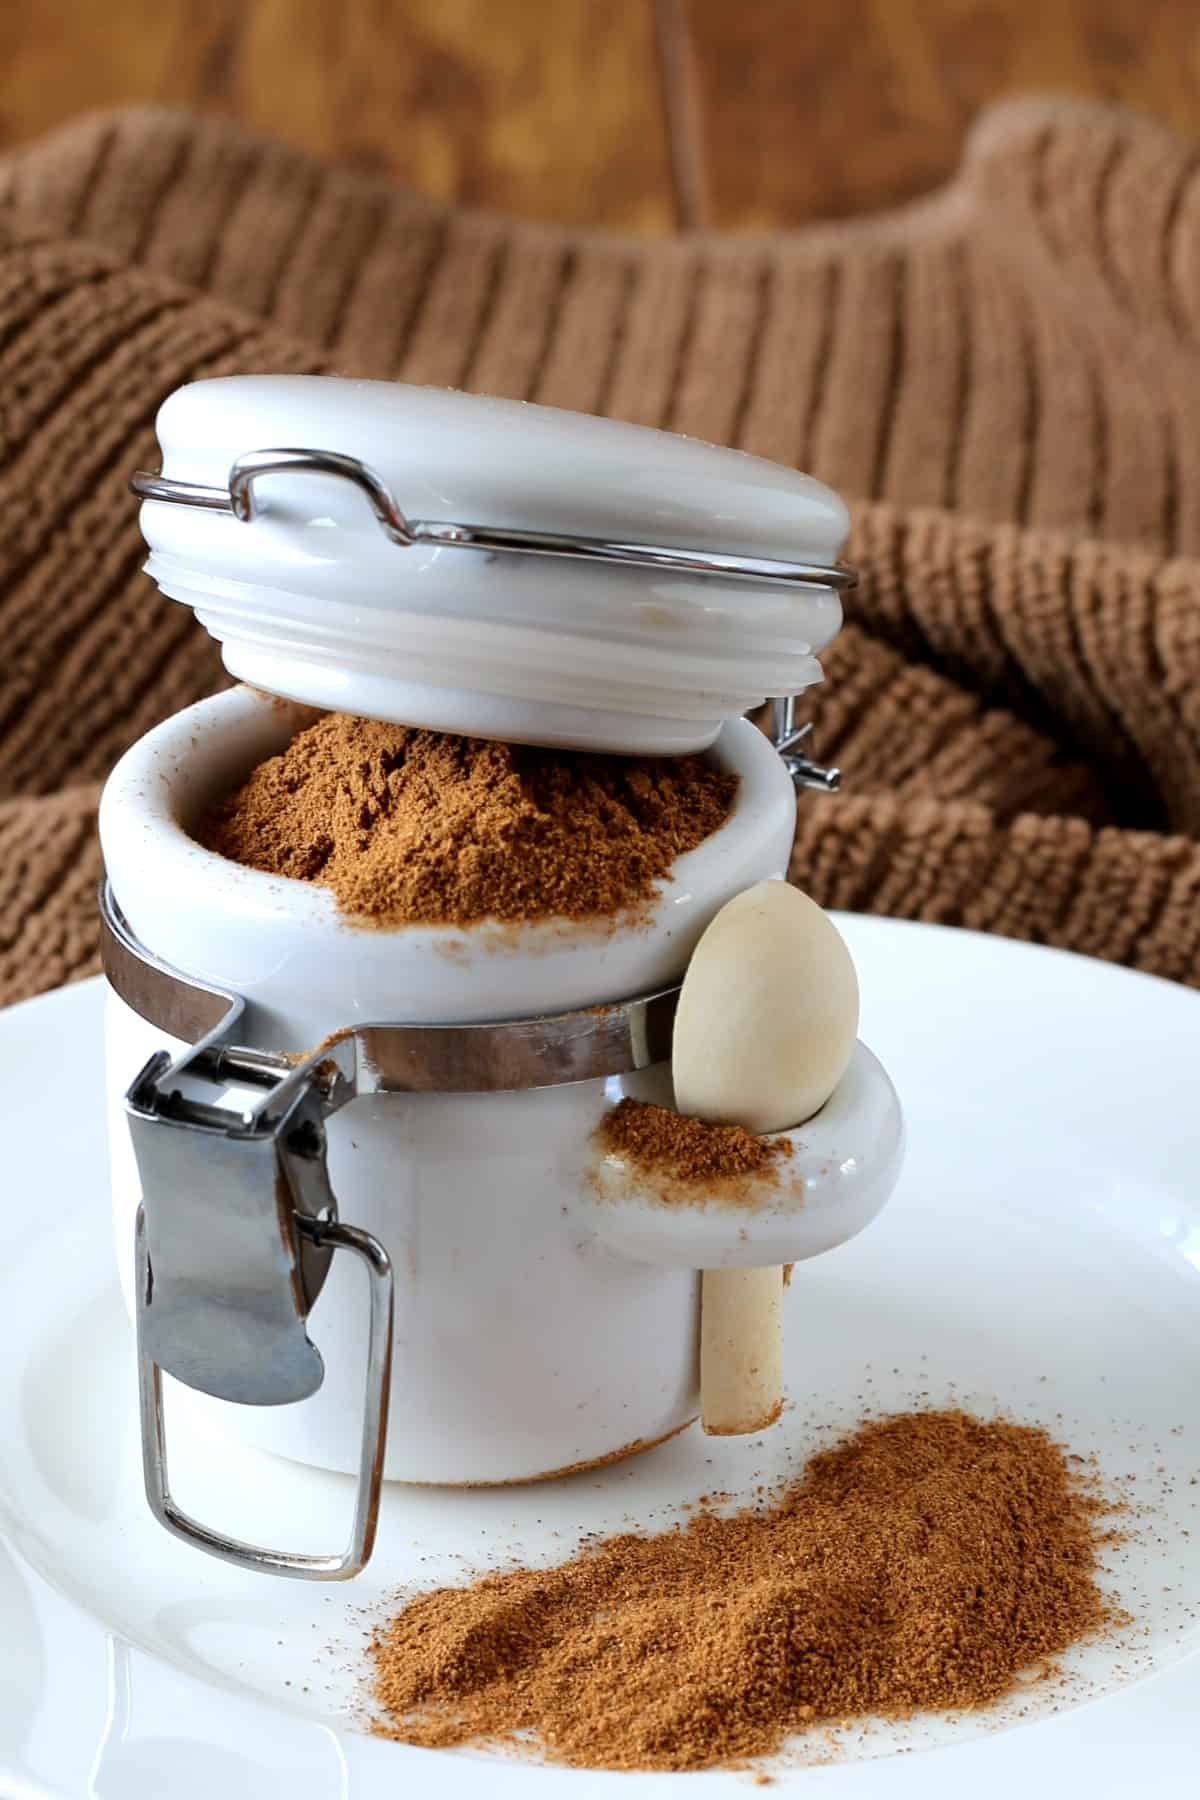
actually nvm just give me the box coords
[99,689,798,1037]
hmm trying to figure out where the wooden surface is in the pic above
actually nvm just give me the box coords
[686,0,1200,228]
[2,0,1199,230]
[0,0,675,231]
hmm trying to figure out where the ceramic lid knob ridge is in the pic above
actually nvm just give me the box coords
[136,375,852,756]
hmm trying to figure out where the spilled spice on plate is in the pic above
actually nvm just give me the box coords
[198,711,738,929]
[596,1095,792,1187]
[366,1409,1111,1771]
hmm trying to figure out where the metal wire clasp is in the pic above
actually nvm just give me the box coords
[128,1030,394,1580]
[131,447,858,594]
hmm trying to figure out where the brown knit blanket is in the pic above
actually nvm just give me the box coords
[3,95,1200,1004]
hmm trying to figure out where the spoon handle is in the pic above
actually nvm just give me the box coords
[700,1267,784,1436]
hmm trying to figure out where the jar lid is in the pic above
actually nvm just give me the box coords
[133,375,852,754]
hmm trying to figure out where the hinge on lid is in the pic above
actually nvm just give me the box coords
[770,695,841,793]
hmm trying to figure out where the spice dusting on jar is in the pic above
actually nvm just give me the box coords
[596,1096,793,1193]
[198,711,739,930]
[593,1094,798,1209]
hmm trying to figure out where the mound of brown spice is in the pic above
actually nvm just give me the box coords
[199,712,738,929]
[367,1409,1109,1771]
[596,1095,792,1186]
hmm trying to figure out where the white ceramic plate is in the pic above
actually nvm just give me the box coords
[1,917,1198,1800]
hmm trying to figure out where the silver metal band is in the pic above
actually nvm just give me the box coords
[100,881,680,1090]
[131,448,858,593]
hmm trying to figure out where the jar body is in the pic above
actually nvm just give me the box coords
[100,687,796,1482]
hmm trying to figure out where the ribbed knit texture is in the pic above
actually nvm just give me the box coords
[2,96,1200,1003]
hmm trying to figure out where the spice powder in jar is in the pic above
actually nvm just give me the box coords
[199,711,739,928]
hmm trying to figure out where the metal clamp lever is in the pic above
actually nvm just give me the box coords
[128,1031,393,1580]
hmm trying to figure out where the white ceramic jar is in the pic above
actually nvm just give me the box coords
[99,376,901,1551]
[102,686,799,1482]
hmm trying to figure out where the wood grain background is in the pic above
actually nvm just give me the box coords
[2,0,1198,230]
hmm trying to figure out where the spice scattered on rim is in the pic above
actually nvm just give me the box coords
[596,1096,792,1186]
[365,1409,1112,1771]
[198,712,738,930]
